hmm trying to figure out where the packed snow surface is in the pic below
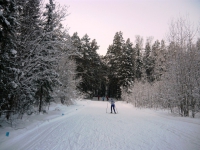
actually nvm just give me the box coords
[1,99,200,150]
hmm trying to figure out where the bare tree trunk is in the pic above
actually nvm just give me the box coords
[39,85,43,113]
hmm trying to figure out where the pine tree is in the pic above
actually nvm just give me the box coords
[126,38,136,82]
[90,39,104,96]
[71,32,87,95]
[134,36,143,81]
[71,32,82,55]
[106,31,125,98]
[143,38,154,82]
[105,45,115,97]
[119,38,134,90]
[33,0,60,113]
[76,34,91,95]
[157,40,167,80]
[0,0,78,120]
[151,40,160,81]
[73,34,102,97]
[71,32,82,78]
[0,0,19,119]
[14,0,42,117]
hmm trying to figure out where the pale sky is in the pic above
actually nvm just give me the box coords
[56,0,200,55]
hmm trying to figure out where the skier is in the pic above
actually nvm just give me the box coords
[110,98,116,114]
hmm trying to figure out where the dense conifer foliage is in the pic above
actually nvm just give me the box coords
[0,0,199,121]
[0,0,79,121]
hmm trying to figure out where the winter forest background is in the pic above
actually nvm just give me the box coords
[0,0,200,126]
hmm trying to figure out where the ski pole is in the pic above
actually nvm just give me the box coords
[106,102,108,113]
[115,106,118,114]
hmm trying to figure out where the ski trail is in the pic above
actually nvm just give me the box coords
[1,100,200,150]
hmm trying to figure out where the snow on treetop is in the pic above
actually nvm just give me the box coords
[11,49,17,55]
[5,19,10,26]
[11,81,18,88]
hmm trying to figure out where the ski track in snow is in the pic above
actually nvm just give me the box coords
[1,100,200,150]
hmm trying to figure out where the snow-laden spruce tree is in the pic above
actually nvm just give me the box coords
[0,0,80,122]
[72,34,102,98]
[119,38,134,91]
[90,39,104,96]
[0,0,19,119]
[76,34,92,96]
[71,32,91,98]
[156,40,167,80]
[134,35,143,81]
[151,40,161,81]
[16,0,70,114]
[143,37,154,82]
[105,44,116,97]
[106,32,136,98]
[33,0,69,113]
[106,31,125,98]
[13,0,42,118]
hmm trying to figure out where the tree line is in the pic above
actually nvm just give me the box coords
[0,0,79,122]
[1,0,199,123]
[71,17,200,118]
[122,17,200,118]
[71,31,166,100]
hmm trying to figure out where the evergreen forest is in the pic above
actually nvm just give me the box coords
[1,0,200,123]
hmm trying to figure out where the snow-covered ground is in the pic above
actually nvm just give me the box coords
[0,99,200,150]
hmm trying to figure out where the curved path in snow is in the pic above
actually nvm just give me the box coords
[1,100,200,150]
